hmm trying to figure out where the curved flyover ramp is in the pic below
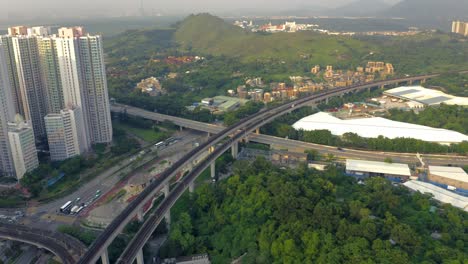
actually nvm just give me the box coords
[0,223,86,263]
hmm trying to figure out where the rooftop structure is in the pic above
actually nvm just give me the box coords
[293,112,468,144]
[428,166,468,190]
[346,159,411,180]
[403,180,468,212]
[384,86,468,107]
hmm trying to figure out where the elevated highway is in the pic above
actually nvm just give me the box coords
[80,73,456,263]
[0,223,86,264]
[111,104,468,166]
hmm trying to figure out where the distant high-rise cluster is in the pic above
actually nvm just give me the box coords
[451,21,468,37]
[0,26,113,179]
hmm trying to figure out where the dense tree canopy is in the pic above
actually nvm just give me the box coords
[160,159,467,263]
[388,105,468,135]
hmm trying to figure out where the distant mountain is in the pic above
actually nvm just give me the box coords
[327,0,391,17]
[217,4,329,17]
[381,0,468,21]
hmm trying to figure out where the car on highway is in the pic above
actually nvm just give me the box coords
[337,147,345,151]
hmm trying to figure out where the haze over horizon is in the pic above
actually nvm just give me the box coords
[0,0,402,20]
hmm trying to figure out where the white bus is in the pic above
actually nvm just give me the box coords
[76,206,84,214]
[70,205,80,214]
[154,141,165,148]
[60,201,73,213]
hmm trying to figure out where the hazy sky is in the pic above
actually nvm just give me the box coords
[0,0,402,17]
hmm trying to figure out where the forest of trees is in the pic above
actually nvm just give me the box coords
[160,158,467,263]
[426,73,468,97]
[387,105,468,135]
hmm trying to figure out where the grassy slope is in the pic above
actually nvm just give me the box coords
[113,122,169,143]
[104,14,468,74]
[174,14,377,65]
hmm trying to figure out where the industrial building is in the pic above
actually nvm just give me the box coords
[404,180,468,212]
[428,166,468,191]
[345,159,412,182]
[293,112,468,144]
[198,96,248,113]
[384,86,468,107]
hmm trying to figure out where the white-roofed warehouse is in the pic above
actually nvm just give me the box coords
[293,112,468,144]
[384,86,468,107]
[428,166,468,190]
[403,180,468,212]
[346,159,411,182]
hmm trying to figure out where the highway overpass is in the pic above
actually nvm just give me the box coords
[111,104,468,166]
[0,223,86,264]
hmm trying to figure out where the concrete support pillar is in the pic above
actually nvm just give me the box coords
[380,85,385,90]
[165,211,171,226]
[409,80,413,86]
[231,142,239,159]
[137,208,144,222]
[101,249,110,264]
[179,126,183,132]
[189,182,195,193]
[160,183,171,226]
[207,132,211,139]
[211,162,216,179]
[255,128,260,135]
[325,97,329,104]
[163,183,170,198]
[421,79,426,84]
[136,248,145,264]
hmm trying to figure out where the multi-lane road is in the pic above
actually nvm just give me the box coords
[112,104,468,166]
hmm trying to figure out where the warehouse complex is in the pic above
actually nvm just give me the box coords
[293,112,468,144]
[384,86,468,107]
[344,158,468,210]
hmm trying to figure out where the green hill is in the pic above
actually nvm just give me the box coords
[174,14,377,65]
[104,14,468,75]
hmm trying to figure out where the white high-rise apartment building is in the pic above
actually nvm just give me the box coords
[0,43,16,177]
[37,36,64,114]
[0,35,24,117]
[55,28,89,141]
[11,35,48,139]
[77,34,113,143]
[45,107,87,161]
[1,25,112,159]
[56,27,112,144]
[8,118,39,180]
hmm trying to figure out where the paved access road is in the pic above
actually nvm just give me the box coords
[1,131,203,231]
